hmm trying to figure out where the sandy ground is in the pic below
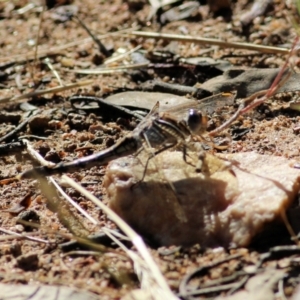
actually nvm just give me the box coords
[1,0,300,299]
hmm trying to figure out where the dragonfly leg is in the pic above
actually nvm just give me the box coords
[131,142,176,190]
[139,143,174,182]
[195,151,206,173]
[181,144,197,168]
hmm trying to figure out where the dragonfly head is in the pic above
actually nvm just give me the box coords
[187,109,207,134]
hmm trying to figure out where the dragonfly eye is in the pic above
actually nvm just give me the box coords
[187,109,206,133]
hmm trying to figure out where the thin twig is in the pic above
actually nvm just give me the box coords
[208,103,244,137]
[62,250,105,257]
[50,177,98,225]
[68,63,149,74]
[242,38,299,113]
[180,282,241,297]
[22,139,55,167]
[179,254,242,297]
[281,209,299,245]
[104,45,142,65]
[257,245,300,269]
[129,31,290,55]
[22,139,98,225]
[32,0,45,79]
[209,37,299,136]
[18,135,50,140]
[43,58,63,86]
[0,227,50,244]
[0,112,38,143]
[0,80,93,104]
[74,15,110,57]
[0,141,26,156]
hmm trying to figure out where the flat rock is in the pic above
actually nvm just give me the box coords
[104,151,300,247]
[201,68,300,98]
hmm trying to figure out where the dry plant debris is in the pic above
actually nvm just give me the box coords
[1,0,300,299]
[0,283,100,299]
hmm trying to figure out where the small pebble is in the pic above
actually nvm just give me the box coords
[60,57,75,68]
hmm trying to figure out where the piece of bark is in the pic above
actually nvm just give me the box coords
[201,68,300,98]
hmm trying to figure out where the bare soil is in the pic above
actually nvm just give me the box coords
[0,0,300,299]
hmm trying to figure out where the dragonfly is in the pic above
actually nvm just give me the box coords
[17,92,236,180]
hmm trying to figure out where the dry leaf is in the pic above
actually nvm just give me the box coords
[216,269,286,300]
[4,192,32,214]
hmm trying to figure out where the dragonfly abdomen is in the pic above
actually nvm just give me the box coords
[19,136,140,179]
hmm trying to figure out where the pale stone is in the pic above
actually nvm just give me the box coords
[104,151,300,247]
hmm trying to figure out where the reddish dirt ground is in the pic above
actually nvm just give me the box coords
[1,0,300,299]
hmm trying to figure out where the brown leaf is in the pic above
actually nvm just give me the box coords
[4,192,32,214]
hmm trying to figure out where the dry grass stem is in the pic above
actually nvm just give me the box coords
[22,139,55,167]
[61,174,177,300]
[49,178,98,225]
[209,37,298,136]
[104,45,142,65]
[280,210,299,245]
[74,15,110,57]
[22,139,97,226]
[32,0,45,79]
[104,227,131,241]
[68,63,149,74]
[0,227,49,244]
[103,227,165,298]
[129,31,290,55]
[0,80,93,104]
[43,58,64,86]
[62,250,106,257]
[208,89,270,136]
